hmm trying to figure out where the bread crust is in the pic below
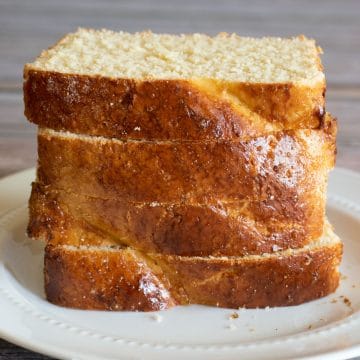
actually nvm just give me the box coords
[24,69,325,141]
[37,118,336,204]
[158,241,341,308]
[29,182,325,256]
[44,239,342,310]
[44,245,177,311]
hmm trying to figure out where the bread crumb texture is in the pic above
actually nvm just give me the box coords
[27,28,323,84]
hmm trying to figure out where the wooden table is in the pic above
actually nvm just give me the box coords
[0,0,359,358]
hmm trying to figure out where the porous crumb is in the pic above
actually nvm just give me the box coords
[29,28,324,83]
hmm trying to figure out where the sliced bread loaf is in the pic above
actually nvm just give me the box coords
[24,29,325,141]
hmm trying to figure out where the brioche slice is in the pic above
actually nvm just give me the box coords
[24,29,325,141]
[30,182,327,256]
[36,115,336,204]
[43,225,342,311]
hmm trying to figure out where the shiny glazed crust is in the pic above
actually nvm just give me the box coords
[30,182,326,256]
[44,245,177,311]
[24,69,325,141]
[37,117,336,204]
[44,238,342,311]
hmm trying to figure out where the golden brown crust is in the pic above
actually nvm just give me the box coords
[45,245,177,311]
[30,182,324,256]
[24,70,325,141]
[44,240,342,310]
[37,119,336,204]
[159,241,342,308]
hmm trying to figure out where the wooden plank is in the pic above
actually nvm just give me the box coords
[0,93,36,177]
[0,0,359,88]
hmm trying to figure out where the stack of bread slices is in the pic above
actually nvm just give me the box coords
[24,29,342,311]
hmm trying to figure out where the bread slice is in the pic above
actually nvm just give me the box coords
[29,181,328,257]
[24,29,325,141]
[36,115,336,204]
[43,225,342,311]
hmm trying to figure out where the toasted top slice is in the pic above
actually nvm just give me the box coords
[26,28,323,84]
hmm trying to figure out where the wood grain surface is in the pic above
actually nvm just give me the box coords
[0,0,359,359]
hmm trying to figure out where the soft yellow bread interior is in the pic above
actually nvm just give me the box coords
[27,28,323,84]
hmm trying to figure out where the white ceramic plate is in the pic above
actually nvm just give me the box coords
[0,168,360,360]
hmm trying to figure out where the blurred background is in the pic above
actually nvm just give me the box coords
[0,0,359,358]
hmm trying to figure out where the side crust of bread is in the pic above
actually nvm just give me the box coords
[36,117,336,204]
[44,245,177,311]
[24,69,325,140]
[30,182,327,256]
[44,237,342,311]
